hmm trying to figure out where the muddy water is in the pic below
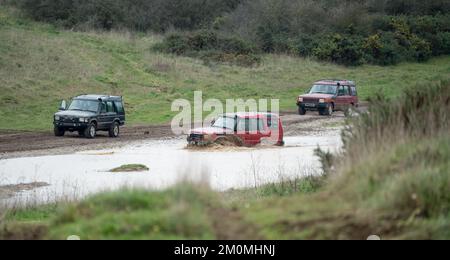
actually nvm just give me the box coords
[0,133,341,207]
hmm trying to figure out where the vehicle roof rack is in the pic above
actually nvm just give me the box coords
[316,79,355,85]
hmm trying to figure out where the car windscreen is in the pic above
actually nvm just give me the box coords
[309,85,337,95]
[213,116,236,130]
[68,100,99,112]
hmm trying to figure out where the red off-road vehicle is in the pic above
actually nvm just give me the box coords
[187,113,284,147]
[297,80,359,116]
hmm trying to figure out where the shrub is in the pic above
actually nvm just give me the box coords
[436,32,450,55]
[410,35,433,62]
[313,34,364,66]
[187,30,219,52]
[288,35,320,57]
[156,31,260,66]
[156,34,190,55]
[364,33,403,65]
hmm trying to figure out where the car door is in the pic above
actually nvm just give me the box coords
[342,85,352,110]
[105,101,118,127]
[114,100,125,124]
[253,118,268,145]
[335,86,347,110]
[98,101,117,130]
[265,114,279,144]
[336,85,352,110]
[235,118,249,144]
[235,118,261,145]
[98,102,109,129]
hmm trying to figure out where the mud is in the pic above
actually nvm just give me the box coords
[0,125,173,159]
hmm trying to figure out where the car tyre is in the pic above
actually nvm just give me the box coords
[54,126,65,137]
[109,122,120,138]
[298,106,306,115]
[84,123,96,139]
[321,103,333,116]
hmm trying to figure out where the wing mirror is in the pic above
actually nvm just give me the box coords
[59,100,67,111]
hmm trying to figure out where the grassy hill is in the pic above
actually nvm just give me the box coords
[1,6,450,130]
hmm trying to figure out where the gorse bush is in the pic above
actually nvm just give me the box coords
[313,34,365,66]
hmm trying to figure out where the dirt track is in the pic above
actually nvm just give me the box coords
[0,111,349,159]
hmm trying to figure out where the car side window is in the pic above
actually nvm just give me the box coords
[338,86,345,96]
[267,115,278,129]
[343,86,350,96]
[237,119,246,132]
[101,102,107,113]
[115,101,124,113]
[351,86,357,96]
[106,101,115,113]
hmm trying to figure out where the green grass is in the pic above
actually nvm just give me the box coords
[1,6,450,131]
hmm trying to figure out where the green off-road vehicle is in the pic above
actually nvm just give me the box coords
[53,95,125,139]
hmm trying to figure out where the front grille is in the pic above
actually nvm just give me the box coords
[189,134,204,140]
[61,116,76,123]
[303,98,319,103]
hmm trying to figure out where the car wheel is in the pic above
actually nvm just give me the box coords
[54,126,65,137]
[84,123,96,139]
[298,106,306,115]
[109,122,120,138]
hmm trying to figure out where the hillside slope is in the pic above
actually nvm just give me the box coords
[1,7,450,130]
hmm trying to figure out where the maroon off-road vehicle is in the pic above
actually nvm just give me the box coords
[297,80,359,116]
[187,113,284,147]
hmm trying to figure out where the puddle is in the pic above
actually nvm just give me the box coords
[0,133,342,207]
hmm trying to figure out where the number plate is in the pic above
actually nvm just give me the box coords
[304,103,316,107]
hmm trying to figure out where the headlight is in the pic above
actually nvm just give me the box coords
[319,99,326,103]
[298,97,303,102]
[203,134,213,141]
[54,116,60,121]
[79,118,88,123]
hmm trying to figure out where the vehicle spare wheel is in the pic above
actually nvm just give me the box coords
[214,136,244,147]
